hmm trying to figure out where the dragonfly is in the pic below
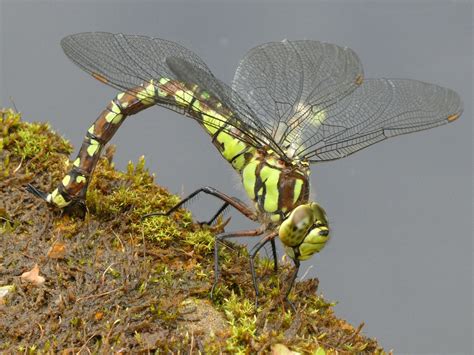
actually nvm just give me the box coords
[27,32,462,308]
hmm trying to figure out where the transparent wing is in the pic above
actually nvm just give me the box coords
[60,32,274,150]
[164,56,282,152]
[298,78,463,162]
[232,39,364,157]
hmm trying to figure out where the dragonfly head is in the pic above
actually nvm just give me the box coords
[278,202,330,261]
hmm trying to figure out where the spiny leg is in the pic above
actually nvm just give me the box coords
[142,186,262,300]
[270,238,278,272]
[249,233,278,273]
[249,232,278,308]
[143,187,204,219]
[284,258,301,312]
[199,202,229,227]
[143,186,258,222]
[210,227,266,300]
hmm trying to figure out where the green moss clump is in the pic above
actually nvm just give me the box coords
[0,108,72,177]
[0,108,388,353]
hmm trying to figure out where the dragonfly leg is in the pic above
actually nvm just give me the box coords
[283,258,300,313]
[210,227,265,300]
[143,186,258,222]
[198,202,229,227]
[249,232,278,308]
[249,233,278,273]
[270,237,278,272]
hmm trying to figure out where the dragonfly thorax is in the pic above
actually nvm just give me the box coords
[240,148,310,224]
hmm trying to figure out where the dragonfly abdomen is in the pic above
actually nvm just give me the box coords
[45,83,159,207]
[43,77,256,208]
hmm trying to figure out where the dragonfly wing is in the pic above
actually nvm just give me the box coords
[298,78,463,162]
[61,32,211,91]
[232,39,364,159]
[60,32,267,149]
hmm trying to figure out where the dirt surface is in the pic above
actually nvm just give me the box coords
[0,109,388,353]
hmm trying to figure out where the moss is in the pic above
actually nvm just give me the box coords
[0,109,72,178]
[0,108,388,353]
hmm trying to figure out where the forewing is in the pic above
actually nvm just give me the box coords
[61,32,212,92]
[297,79,463,162]
[60,32,267,148]
[232,39,364,154]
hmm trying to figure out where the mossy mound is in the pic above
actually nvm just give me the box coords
[0,108,388,353]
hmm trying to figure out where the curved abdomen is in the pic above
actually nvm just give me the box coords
[46,84,158,207]
[44,79,253,207]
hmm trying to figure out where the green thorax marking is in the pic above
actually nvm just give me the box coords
[259,164,280,213]
[241,150,310,221]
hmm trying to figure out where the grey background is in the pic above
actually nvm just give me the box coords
[1,0,472,353]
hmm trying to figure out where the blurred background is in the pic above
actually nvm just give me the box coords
[1,1,472,353]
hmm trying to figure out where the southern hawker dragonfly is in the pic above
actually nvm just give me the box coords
[27,32,463,307]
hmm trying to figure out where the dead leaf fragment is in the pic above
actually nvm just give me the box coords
[47,242,67,259]
[21,264,45,285]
